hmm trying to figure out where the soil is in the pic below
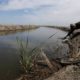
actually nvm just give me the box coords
[16,59,62,80]
[45,65,80,80]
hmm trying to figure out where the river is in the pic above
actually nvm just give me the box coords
[0,27,67,80]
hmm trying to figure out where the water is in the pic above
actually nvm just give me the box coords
[0,27,67,80]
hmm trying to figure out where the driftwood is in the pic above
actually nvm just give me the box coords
[60,58,80,65]
[40,49,62,71]
[40,49,54,71]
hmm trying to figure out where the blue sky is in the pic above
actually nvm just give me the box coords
[0,0,80,26]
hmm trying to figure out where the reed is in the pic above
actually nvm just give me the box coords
[17,37,38,73]
[16,32,56,73]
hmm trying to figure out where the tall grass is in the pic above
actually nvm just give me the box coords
[16,37,38,73]
[16,32,56,73]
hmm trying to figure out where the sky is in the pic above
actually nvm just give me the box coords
[0,0,80,26]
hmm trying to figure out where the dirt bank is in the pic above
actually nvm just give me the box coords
[45,65,80,80]
[44,27,80,80]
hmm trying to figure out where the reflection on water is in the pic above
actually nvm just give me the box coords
[0,46,20,80]
[0,27,67,80]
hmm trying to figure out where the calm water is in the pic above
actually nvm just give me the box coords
[0,27,67,80]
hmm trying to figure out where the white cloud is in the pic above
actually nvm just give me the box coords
[0,0,59,10]
[22,0,80,25]
[0,0,80,25]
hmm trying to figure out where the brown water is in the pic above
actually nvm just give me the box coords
[0,27,67,80]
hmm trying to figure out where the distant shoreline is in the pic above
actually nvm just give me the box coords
[0,24,39,31]
[0,24,70,32]
[44,26,70,32]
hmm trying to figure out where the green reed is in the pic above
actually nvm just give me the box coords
[16,32,56,73]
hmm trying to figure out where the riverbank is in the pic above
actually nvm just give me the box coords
[0,24,39,31]
[45,26,70,32]
[45,29,80,80]
[45,28,80,80]
[16,26,80,80]
[0,27,39,35]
